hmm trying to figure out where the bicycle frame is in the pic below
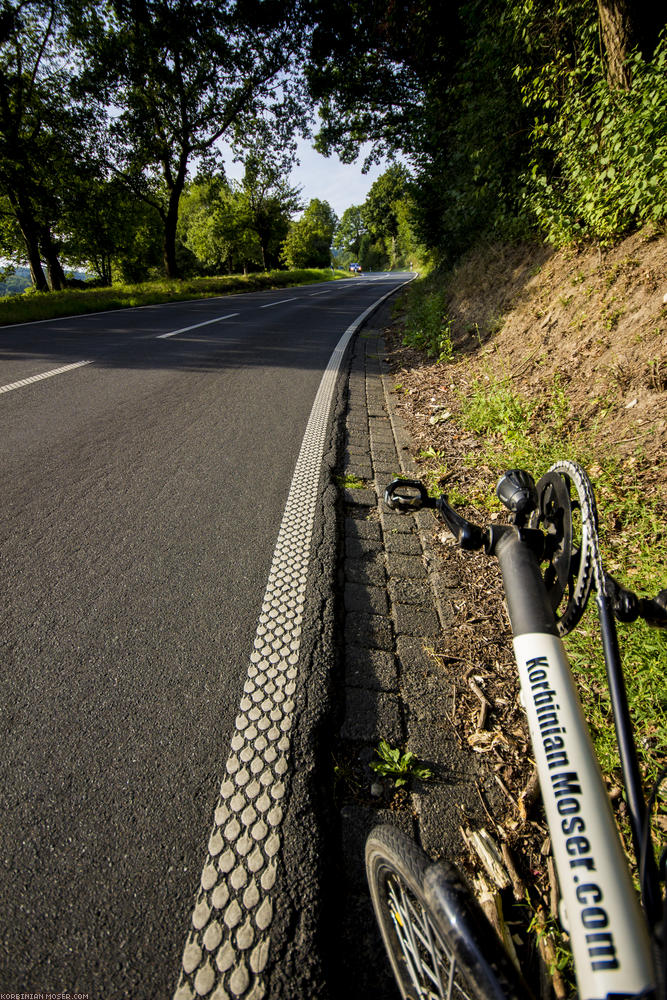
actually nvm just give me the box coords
[495,526,656,999]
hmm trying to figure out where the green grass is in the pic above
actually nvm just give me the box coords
[336,473,366,490]
[400,272,454,362]
[0,268,346,327]
[454,375,667,795]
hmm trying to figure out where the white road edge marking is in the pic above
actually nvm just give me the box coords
[173,276,415,1000]
[0,359,93,396]
[258,297,297,309]
[157,312,240,339]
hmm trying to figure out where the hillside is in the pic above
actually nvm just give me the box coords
[391,228,666,484]
[381,229,666,992]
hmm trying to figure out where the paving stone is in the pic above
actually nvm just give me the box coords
[393,603,442,639]
[344,582,390,616]
[345,463,374,481]
[344,645,398,690]
[370,448,398,467]
[344,556,386,586]
[339,806,412,890]
[344,611,394,651]
[343,488,376,508]
[344,445,372,460]
[344,517,383,541]
[380,511,417,535]
[388,578,432,605]
[340,688,403,744]
[345,536,383,559]
[385,553,427,579]
[395,636,439,677]
[369,433,395,449]
[384,533,422,555]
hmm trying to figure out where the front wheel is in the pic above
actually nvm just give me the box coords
[365,825,533,1000]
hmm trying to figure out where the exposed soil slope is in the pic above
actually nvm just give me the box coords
[381,229,666,994]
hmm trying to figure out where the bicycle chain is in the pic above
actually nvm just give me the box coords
[534,460,602,636]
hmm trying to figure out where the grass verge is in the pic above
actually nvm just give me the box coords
[0,268,347,327]
[392,275,666,988]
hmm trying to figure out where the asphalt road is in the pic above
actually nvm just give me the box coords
[0,273,410,998]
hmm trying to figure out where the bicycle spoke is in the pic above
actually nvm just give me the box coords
[386,873,474,1000]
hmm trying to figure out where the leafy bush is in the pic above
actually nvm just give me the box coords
[523,36,667,244]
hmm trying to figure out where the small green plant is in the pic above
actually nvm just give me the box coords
[417,446,446,461]
[333,755,361,797]
[336,473,366,489]
[370,739,433,788]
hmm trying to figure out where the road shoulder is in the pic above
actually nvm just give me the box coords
[327,302,505,996]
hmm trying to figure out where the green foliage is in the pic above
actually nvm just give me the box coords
[336,473,366,489]
[281,199,337,269]
[449,370,667,790]
[402,273,454,361]
[370,739,433,788]
[0,268,344,326]
[458,376,536,451]
[522,35,667,243]
[333,205,367,259]
[308,1,667,259]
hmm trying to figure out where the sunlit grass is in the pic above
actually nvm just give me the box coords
[454,373,667,798]
[0,268,347,327]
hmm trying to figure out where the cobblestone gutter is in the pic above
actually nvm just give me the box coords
[330,305,496,998]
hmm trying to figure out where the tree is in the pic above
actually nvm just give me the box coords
[237,146,302,270]
[0,0,103,289]
[62,177,162,284]
[281,198,337,269]
[596,0,666,88]
[178,175,262,275]
[362,165,410,260]
[333,205,367,259]
[77,0,311,278]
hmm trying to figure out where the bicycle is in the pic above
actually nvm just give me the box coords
[366,461,666,1000]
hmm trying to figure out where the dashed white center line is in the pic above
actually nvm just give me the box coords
[309,291,329,297]
[258,297,297,309]
[0,360,93,395]
[157,312,240,339]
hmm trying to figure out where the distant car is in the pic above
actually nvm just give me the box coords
[349,262,362,273]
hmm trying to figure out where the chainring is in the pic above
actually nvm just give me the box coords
[529,461,597,636]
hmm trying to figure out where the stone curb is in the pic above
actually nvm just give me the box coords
[328,297,503,1000]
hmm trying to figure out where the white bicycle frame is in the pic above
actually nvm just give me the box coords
[514,630,655,999]
[384,472,660,999]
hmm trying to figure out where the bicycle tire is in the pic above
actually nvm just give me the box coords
[366,825,533,1000]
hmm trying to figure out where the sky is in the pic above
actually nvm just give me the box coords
[223,136,393,220]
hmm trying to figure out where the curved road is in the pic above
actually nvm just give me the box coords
[0,274,410,999]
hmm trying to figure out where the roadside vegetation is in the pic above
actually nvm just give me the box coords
[395,240,666,797]
[0,268,346,327]
[384,237,666,992]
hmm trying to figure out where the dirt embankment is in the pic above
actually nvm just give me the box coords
[397,228,667,476]
[381,229,666,992]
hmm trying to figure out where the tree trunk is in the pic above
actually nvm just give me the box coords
[163,196,180,279]
[40,227,67,290]
[14,207,49,291]
[162,159,188,279]
[597,0,634,89]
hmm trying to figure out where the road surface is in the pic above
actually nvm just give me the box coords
[0,273,410,999]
